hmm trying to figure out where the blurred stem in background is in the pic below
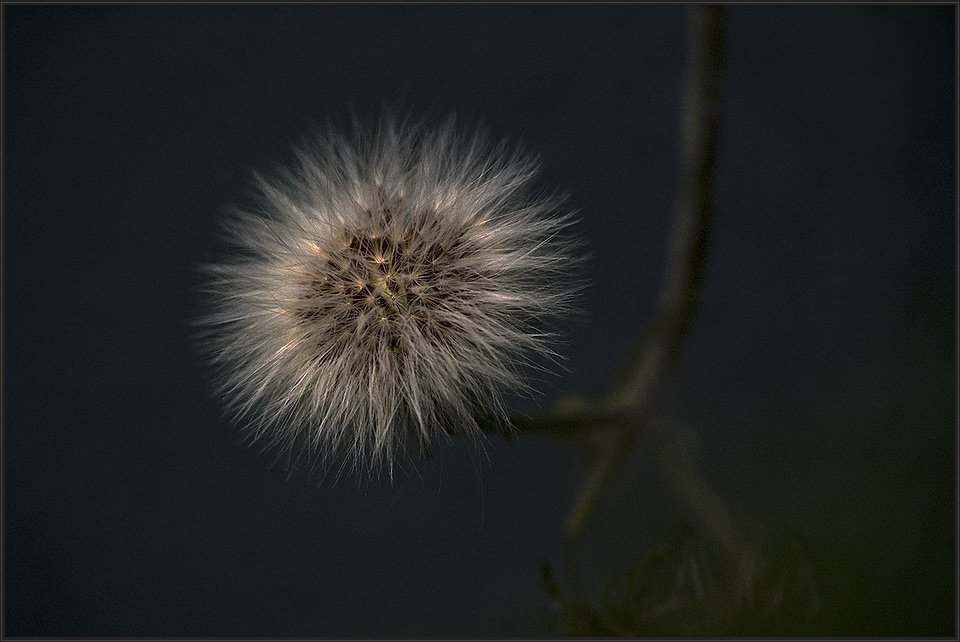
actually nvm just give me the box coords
[524,7,821,635]
[518,4,766,634]
[562,2,732,578]
[515,5,820,636]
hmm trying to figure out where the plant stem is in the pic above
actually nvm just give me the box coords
[556,3,732,602]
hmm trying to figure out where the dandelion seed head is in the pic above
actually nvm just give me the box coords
[195,114,582,479]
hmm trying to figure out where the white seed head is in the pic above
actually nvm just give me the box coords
[195,114,581,479]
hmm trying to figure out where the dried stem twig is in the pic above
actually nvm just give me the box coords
[528,5,735,612]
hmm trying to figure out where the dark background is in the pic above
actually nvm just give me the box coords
[4,4,955,637]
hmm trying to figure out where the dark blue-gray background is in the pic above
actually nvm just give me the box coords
[4,4,955,637]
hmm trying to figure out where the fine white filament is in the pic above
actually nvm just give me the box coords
[195,115,580,478]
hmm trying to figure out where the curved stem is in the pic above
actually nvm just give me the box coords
[555,3,730,604]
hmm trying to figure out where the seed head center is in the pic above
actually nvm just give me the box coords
[296,230,429,323]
